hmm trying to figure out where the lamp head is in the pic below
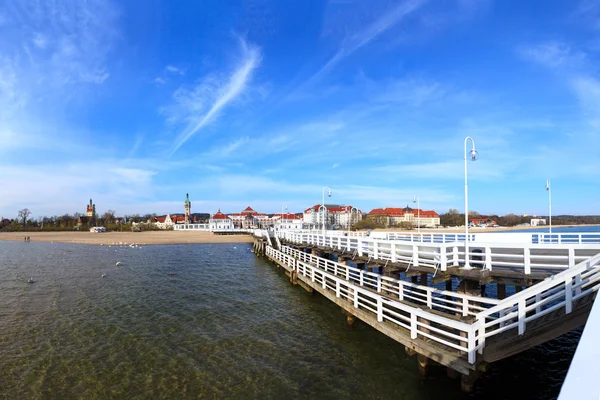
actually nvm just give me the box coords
[327,189,332,197]
[546,180,550,191]
[470,148,478,161]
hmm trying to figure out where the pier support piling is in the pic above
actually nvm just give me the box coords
[417,354,430,376]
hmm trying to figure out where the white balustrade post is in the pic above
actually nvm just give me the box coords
[518,299,526,334]
[336,280,341,298]
[374,241,379,260]
[575,274,582,297]
[453,246,459,266]
[412,244,419,267]
[398,284,404,301]
[468,329,476,364]
[357,238,363,256]
[354,288,359,308]
[524,247,531,275]
[477,321,485,355]
[440,246,448,271]
[427,290,432,309]
[568,248,575,269]
[565,277,573,314]
[360,270,364,286]
[377,297,383,322]
[410,313,418,339]
[485,245,492,270]
[462,298,468,316]
[377,276,382,293]
[391,243,397,263]
[535,293,541,314]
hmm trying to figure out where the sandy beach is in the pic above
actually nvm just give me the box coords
[0,231,254,245]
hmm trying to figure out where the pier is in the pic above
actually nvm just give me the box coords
[253,229,600,392]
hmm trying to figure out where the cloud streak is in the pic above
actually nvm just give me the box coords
[168,39,261,155]
[310,0,426,84]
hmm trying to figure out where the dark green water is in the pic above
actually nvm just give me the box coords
[0,242,579,399]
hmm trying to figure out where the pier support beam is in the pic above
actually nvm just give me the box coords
[497,283,506,300]
[417,354,430,376]
[460,370,481,393]
[420,272,428,287]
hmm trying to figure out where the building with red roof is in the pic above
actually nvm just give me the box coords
[303,204,362,229]
[209,209,233,230]
[367,206,440,228]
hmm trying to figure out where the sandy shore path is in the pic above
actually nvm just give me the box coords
[0,231,254,245]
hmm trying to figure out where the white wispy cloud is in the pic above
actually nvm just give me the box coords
[571,76,600,126]
[310,0,426,84]
[519,42,586,70]
[167,38,262,155]
[166,65,185,75]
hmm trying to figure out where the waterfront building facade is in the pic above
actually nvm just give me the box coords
[531,218,547,226]
[367,206,440,228]
[274,213,304,230]
[209,210,234,230]
[228,206,270,229]
[303,204,363,229]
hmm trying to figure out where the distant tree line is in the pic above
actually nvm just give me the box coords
[0,209,168,232]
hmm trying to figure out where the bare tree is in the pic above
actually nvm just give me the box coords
[18,208,31,225]
[102,210,116,224]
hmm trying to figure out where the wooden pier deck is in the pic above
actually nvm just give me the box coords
[252,229,600,392]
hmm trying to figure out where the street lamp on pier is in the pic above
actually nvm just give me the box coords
[546,180,552,235]
[322,186,332,231]
[413,195,420,235]
[347,206,358,232]
[464,136,478,268]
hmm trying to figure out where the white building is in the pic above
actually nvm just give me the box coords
[303,204,362,229]
[274,213,304,230]
[228,206,270,228]
[209,210,233,230]
[531,218,547,226]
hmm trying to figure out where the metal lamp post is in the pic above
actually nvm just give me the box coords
[546,180,552,235]
[347,206,358,233]
[413,195,420,235]
[322,186,332,231]
[464,136,478,268]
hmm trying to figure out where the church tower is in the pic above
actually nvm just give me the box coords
[86,199,95,217]
[184,193,191,224]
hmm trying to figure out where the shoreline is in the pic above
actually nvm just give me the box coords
[0,231,254,245]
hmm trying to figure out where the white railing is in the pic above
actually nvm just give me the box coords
[267,246,479,363]
[535,233,600,244]
[266,244,600,365]
[371,231,600,245]
[559,279,600,399]
[280,245,499,317]
[276,230,600,275]
[472,253,600,356]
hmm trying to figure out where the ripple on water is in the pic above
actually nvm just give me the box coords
[0,241,581,399]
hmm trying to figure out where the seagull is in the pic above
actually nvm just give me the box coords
[102,274,107,278]
[116,261,121,266]
[28,277,34,283]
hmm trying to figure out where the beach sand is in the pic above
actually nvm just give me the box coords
[0,230,254,245]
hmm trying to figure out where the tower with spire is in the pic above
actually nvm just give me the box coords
[184,193,191,224]
[86,199,96,217]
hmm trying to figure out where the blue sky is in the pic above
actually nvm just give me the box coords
[0,0,599,219]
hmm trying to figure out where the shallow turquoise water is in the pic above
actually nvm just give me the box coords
[0,241,578,399]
